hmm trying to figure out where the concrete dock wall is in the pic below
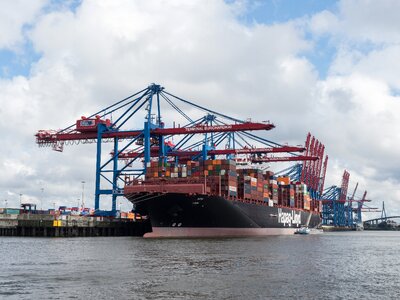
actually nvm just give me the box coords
[0,214,151,237]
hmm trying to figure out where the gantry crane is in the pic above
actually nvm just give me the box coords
[271,133,328,209]
[321,172,376,227]
[321,170,350,226]
[36,83,322,216]
[352,190,379,225]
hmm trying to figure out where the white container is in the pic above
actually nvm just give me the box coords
[229,186,237,192]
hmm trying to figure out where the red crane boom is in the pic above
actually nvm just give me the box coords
[339,170,350,203]
[36,122,274,145]
[116,145,306,159]
[251,155,318,163]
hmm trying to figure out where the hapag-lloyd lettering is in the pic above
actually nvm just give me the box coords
[278,208,301,227]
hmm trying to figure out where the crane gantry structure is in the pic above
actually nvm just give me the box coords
[322,170,350,226]
[271,133,329,211]
[321,170,377,227]
[36,83,324,216]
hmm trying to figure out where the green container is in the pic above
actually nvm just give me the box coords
[4,208,20,215]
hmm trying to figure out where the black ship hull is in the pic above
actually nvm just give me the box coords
[126,193,321,238]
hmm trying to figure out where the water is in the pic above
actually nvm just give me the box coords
[0,231,399,299]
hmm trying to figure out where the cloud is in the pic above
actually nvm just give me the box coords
[0,0,398,217]
[0,0,317,210]
[338,0,400,44]
[331,45,400,91]
[306,0,400,216]
[314,74,400,175]
[26,1,318,143]
[310,0,400,44]
[0,0,47,49]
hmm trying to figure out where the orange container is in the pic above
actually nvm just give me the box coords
[277,176,290,185]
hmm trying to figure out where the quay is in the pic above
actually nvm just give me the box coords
[0,213,151,237]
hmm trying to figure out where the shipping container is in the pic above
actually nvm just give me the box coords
[277,176,290,185]
[142,158,316,210]
[3,208,20,215]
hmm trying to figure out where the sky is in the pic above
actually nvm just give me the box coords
[0,0,399,217]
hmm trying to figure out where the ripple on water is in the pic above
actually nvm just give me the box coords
[0,232,399,299]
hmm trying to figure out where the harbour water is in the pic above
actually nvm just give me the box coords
[0,231,399,299]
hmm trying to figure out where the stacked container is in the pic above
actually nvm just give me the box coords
[263,182,270,203]
[237,168,266,202]
[146,159,238,197]
[278,185,290,206]
[264,175,278,204]
[237,175,252,199]
[146,160,199,179]
[276,176,295,208]
[289,186,295,207]
[144,159,314,211]
[294,183,309,209]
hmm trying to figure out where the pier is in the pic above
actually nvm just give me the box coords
[0,213,151,237]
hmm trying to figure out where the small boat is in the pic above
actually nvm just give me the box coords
[295,227,310,235]
[294,213,312,234]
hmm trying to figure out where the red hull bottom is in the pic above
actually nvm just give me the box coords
[144,227,297,238]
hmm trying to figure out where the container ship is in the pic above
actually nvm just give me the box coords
[33,83,357,236]
[124,159,321,238]
[34,83,325,237]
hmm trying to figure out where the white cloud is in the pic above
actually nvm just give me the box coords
[309,10,340,36]
[303,0,400,216]
[331,45,400,91]
[338,0,400,44]
[26,0,316,140]
[0,0,47,49]
[314,74,400,172]
[310,0,400,44]
[0,0,318,210]
[0,0,399,217]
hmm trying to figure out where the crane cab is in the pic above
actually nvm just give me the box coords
[76,116,112,132]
